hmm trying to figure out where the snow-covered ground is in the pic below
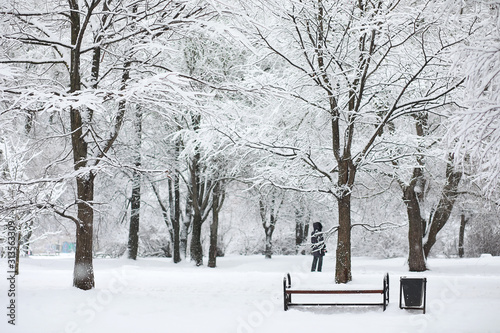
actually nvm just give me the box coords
[1,254,500,333]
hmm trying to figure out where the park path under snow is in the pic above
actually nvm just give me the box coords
[1,254,500,333]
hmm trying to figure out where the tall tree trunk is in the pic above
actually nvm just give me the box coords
[70,100,97,290]
[334,158,356,284]
[128,107,142,260]
[189,153,204,266]
[128,172,141,260]
[399,114,428,271]
[458,214,468,258]
[190,212,203,266]
[295,207,309,254]
[208,182,221,268]
[335,193,352,283]
[170,174,181,263]
[174,135,183,262]
[259,197,280,259]
[73,173,96,290]
[423,159,462,257]
[187,114,212,266]
[151,176,181,263]
[295,208,304,253]
[68,0,96,290]
[403,184,427,272]
[180,195,192,260]
[264,226,274,259]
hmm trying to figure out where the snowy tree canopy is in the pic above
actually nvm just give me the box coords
[447,1,500,203]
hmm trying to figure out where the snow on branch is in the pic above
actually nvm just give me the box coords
[323,221,404,239]
[447,1,500,201]
[0,58,67,65]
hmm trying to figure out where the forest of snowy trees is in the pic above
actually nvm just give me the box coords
[0,0,499,290]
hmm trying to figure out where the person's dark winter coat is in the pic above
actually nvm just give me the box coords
[311,222,326,272]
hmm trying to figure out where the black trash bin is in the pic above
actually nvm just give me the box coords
[399,277,427,313]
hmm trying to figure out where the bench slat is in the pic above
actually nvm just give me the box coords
[283,272,390,311]
[288,302,385,307]
[286,289,383,294]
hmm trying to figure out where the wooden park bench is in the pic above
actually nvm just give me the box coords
[283,273,389,311]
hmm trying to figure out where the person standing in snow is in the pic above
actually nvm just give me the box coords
[311,222,327,272]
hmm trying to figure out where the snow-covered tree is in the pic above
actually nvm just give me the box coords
[246,0,466,282]
[0,0,220,289]
[448,1,500,204]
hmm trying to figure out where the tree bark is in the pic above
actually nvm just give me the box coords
[259,197,280,259]
[169,174,181,263]
[188,156,206,266]
[189,151,203,266]
[335,192,353,283]
[180,195,192,260]
[70,88,97,290]
[68,0,96,290]
[295,206,309,254]
[423,159,462,257]
[190,212,203,266]
[151,176,181,263]
[334,153,356,283]
[73,173,96,290]
[128,105,142,260]
[69,100,95,289]
[458,214,467,258]
[167,132,183,263]
[264,227,274,259]
[128,172,141,260]
[400,114,427,271]
[187,113,213,266]
[208,182,221,268]
[402,183,427,272]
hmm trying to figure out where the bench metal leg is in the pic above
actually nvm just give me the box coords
[284,273,391,312]
[283,277,288,311]
[383,273,389,311]
[422,278,427,314]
